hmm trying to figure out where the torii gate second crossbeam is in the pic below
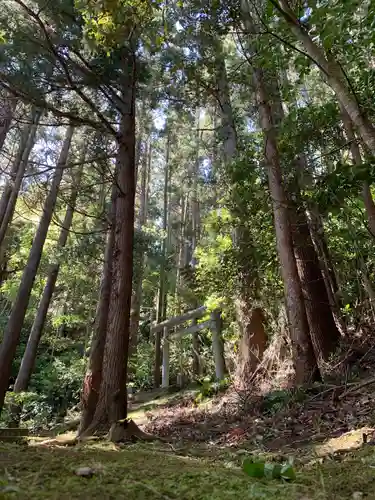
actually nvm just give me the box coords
[150,307,226,388]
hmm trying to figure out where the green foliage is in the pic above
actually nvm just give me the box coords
[194,376,231,404]
[243,458,296,482]
[260,388,308,416]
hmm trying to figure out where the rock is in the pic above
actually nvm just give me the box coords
[75,467,95,478]
[352,493,363,500]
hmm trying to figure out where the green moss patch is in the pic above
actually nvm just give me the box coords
[1,441,375,499]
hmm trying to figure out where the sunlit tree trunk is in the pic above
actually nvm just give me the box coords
[339,104,375,237]
[0,124,74,414]
[241,0,318,383]
[190,109,201,375]
[0,108,40,236]
[273,0,375,153]
[82,56,136,432]
[129,138,151,357]
[13,157,84,396]
[154,132,170,387]
[78,189,116,435]
[0,91,17,153]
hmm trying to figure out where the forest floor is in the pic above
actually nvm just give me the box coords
[3,378,375,499]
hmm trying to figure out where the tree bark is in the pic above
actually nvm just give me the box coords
[215,47,237,162]
[13,160,84,398]
[0,90,17,153]
[339,104,375,237]
[274,0,375,153]
[290,202,341,365]
[78,190,116,435]
[235,307,267,388]
[0,108,40,234]
[82,59,136,432]
[129,139,151,358]
[254,67,318,383]
[241,0,318,383]
[154,132,170,388]
[0,124,74,414]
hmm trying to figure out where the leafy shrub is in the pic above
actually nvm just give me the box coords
[194,375,231,404]
[260,388,307,415]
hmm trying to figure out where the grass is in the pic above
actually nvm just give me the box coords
[2,439,375,499]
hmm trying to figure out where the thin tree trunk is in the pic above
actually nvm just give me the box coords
[274,0,375,153]
[129,139,151,357]
[339,104,375,237]
[154,132,170,388]
[13,160,84,399]
[0,124,74,414]
[83,61,136,432]
[0,91,17,153]
[78,189,116,435]
[0,108,40,232]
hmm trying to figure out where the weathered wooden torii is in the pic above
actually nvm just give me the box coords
[150,306,226,388]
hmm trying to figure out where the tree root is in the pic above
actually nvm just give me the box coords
[37,419,162,446]
[108,418,164,443]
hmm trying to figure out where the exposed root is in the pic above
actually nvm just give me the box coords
[37,419,162,446]
[37,435,100,447]
[108,418,164,443]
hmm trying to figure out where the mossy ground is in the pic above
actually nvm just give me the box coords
[1,438,375,499]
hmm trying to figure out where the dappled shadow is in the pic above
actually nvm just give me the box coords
[143,379,375,457]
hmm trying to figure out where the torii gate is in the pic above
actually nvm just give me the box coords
[150,306,226,388]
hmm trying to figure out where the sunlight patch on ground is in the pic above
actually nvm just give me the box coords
[314,427,374,456]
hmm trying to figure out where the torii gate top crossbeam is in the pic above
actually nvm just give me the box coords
[150,305,207,334]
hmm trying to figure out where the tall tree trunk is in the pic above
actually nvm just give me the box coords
[240,0,318,382]
[129,139,151,358]
[255,67,318,383]
[0,124,74,414]
[0,108,40,233]
[339,104,375,237]
[273,47,341,363]
[154,132,170,388]
[242,1,318,382]
[82,60,136,432]
[190,109,201,374]
[78,189,116,435]
[214,45,237,164]
[13,159,84,400]
[0,91,17,153]
[274,0,375,153]
[291,202,341,365]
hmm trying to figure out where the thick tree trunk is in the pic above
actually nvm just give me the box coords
[13,162,84,399]
[154,133,170,388]
[275,0,375,153]
[252,66,318,383]
[78,194,116,435]
[240,0,318,383]
[0,108,40,234]
[82,63,136,432]
[235,307,267,388]
[0,124,74,414]
[0,91,17,152]
[291,204,341,365]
